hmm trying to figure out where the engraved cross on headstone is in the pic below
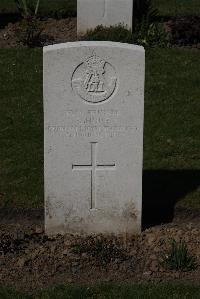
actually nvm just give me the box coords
[72,142,116,209]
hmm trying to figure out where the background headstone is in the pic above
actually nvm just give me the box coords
[44,41,145,235]
[77,0,133,35]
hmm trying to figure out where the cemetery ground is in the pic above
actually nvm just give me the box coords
[0,47,199,296]
[0,1,200,298]
[0,0,200,48]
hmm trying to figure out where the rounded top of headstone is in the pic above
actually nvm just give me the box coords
[43,41,145,54]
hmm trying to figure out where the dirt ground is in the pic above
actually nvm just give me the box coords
[0,18,77,48]
[0,207,200,292]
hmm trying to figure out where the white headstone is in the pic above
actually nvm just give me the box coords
[44,41,145,236]
[77,0,133,35]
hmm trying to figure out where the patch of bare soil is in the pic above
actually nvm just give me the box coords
[0,18,77,48]
[165,16,200,48]
[0,207,200,292]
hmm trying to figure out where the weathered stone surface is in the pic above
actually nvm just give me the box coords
[77,0,133,35]
[43,41,145,235]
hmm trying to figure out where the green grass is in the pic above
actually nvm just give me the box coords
[144,48,200,170]
[144,48,200,209]
[0,49,43,207]
[0,0,76,17]
[153,0,200,17]
[1,0,200,17]
[1,283,200,299]
[0,48,199,208]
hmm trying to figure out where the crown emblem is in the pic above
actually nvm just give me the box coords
[85,55,105,71]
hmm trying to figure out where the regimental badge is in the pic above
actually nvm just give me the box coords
[72,55,118,104]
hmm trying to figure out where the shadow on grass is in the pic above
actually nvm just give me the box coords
[0,170,199,231]
[142,169,200,229]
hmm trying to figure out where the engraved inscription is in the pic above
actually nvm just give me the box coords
[72,55,118,103]
[48,125,134,138]
[72,143,116,209]
[66,109,119,125]
[48,109,135,138]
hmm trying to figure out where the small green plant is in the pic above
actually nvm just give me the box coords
[131,0,169,47]
[133,21,169,47]
[162,240,197,272]
[14,0,43,47]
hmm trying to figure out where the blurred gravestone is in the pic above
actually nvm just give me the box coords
[77,0,133,35]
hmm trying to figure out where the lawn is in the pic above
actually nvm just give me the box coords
[0,0,200,16]
[0,0,76,16]
[0,49,43,208]
[153,0,200,17]
[0,47,199,208]
[1,283,200,299]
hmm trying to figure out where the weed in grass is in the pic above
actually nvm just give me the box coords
[161,240,197,272]
[133,21,170,47]
[132,0,170,47]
